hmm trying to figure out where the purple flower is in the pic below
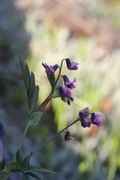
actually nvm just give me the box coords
[80,118,92,128]
[64,131,75,141]
[91,113,104,127]
[65,58,79,70]
[79,107,90,118]
[59,86,72,98]
[79,107,104,128]
[62,75,76,89]
[42,63,59,74]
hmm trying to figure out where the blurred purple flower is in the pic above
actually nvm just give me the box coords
[42,63,59,74]
[65,58,79,70]
[59,86,72,98]
[79,107,104,128]
[62,75,76,89]
[80,118,92,128]
[91,113,104,126]
[79,107,90,118]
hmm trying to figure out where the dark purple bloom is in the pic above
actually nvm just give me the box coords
[91,113,104,127]
[59,86,72,98]
[42,63,59,74]
[64,131,75,141]
[62,75,76,89]
[65,58,79,70]
[79,107,90,118]
[79,107,104,128]
[80,118,92,128]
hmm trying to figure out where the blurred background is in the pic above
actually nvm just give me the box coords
[0,0,120,179]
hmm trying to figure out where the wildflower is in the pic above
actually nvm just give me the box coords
[64,131,75,141]
[79,107,90,118]
[59,86,72,98]
[80,118,92,128]
[79,107,104,128]
[42,63,59,74]
[65,58,79,70]
[62,75,76,89]
[91,113,104,126]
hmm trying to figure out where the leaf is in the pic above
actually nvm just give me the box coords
[51,89,61,98]
[15,150,22,167]
[28,72,35,99]
[5,160,15,172]
[29,85,39,112]
[47,73,55,87]
[22,172,30,180]
[55,80,63,89]
[25,63,31,91]
[20,58,39,113]
[26,172,42,180]
[0,172,10,180]
[21,153,32,170]
[20,58,30,91]
[27,165,57,175]
[29,111,43,127]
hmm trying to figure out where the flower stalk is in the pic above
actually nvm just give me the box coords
[32,118,79,154]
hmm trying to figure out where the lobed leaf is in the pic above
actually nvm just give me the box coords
[20,58,39,113]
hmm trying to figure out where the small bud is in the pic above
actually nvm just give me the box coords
[65,58,79,70]
[64,131,75,141]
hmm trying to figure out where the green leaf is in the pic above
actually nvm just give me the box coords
[27,165,57,175]
[20,58,39,113]
[25,63,31,91]
[21,153,32,170]
[51,81,63,98]
[15,150,22,168]
[20,58,30,91]
[29,111,43,127]
[51,89,61,98]
[29,85,39,112]
[28,72,35,99]
[0,172,10,180]
[47,73,56,87]
[26,172,42,180]
[22,172,30,180]
[55,80,63,89]
[5,160,15,172]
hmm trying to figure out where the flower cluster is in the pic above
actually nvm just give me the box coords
[42,58,104,129]
[42,58,78,105]
[79,107,104,128]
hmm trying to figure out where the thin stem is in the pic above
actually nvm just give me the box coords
[17,122,30,151]
[32,118,79,154]
[37,92,52,112]
[37,59,65,112]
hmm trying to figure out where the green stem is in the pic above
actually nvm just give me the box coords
[17,122,30,151]
[37,93,52,112]
[32,118,79,154]
[37,59,66,112]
